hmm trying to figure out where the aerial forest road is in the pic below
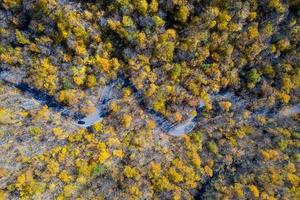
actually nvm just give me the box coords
[75,74,207,136]
[0,69,299,136]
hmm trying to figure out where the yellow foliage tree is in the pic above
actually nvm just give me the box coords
[72,66,86,86]
[31,58,58,95]
[122,113,132,128]
[124,166,140,180]
[15,29,30,45]
[0,108,13,124]
[95,56,111,73]
[248,184,260,198]
[33,106,49,122]
[59,170,72,183]
[57,89,81,105]
[47,160,60,176]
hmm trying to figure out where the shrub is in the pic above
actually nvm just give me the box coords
[247,69,261,83]
[171,64,182,80]
[92,164,105,176]
[208,141,218,154]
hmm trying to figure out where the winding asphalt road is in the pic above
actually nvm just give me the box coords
[0,69,299,136]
